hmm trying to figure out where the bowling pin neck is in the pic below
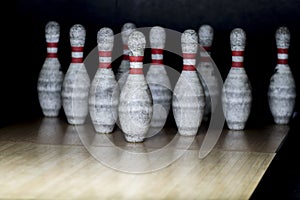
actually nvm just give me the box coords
[45,21,60,59]
[277,48,289,65]
[199,46,211,63]
[70,24,86,64]
[181,29,198,71]
[46,42,58,58]
[129,55,144,75]
[231,50,244,68]
[98,51,112,69]
[275,27,290,66]
[182,53,196,71]
[151,48,164,65]
[71,46,84,63]
[97,27,114,69]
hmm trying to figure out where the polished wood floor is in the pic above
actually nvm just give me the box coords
[0,116,290,199]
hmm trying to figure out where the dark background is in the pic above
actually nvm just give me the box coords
[3,0,300,199]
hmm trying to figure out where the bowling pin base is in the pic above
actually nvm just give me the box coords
[66,117,86,125]
[42,110,60,118]
[124,134,145,143]
[93,124,114,134]
[178,129,198,136]
[227,122,246,131]
[273,117,290,125]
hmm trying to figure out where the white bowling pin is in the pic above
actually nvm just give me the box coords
[197,24,219,122]
[146,26,172,136]
[62,24,90,125]
[118,31,153,142]
[172,29,205,136]
[89,27,119,133]
[37,21,64,117]
[116,22,136,91]
[268,26,296,124]
[222,28,252,130]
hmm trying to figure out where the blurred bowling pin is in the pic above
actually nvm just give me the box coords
[172,29,205,136]
[89,27,119,133]
[268,26,296,124]
[118,31,153,142]
[197,24,219,122]
[37,21,64,117]
[222,28,252,130]
[146,26,172,136]
[116,22,136,91]
[62,24,90,125]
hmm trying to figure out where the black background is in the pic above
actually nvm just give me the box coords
[2,0,300,199]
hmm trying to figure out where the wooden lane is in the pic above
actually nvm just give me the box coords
[0,117,289,199]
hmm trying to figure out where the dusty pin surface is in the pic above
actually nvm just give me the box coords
[172,29,205,136]
[222,28,252,130]
[62,24,90,125]
[37,21,64,117]
[268,26,296,124]
[146,26,172,137]
[118,31,153,142]
[116,22,136,90]
[197,24,220,123]
[89,27,119,133]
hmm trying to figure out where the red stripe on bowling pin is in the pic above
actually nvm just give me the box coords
[71,46,84,63]
[151,48,163,65]
[231,51,244,68]
[200,46,211,63]
[47,42,58,58]
[98,51,112,68]
[183,53,196,71]
[129,56,144,74]
[277,48,288,64]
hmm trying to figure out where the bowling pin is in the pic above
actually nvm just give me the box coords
[222,28,252,130]
[116,22,136,90]
[172,29,205,136]
[146,26,172,136]
[118,31,153,142]
[37,21,64,117]
[62,24,90,125]
[268,26,296,124]
[197,24,219,122]
[89,27,119,133]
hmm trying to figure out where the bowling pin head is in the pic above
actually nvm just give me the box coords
[275,26,290,49]
[198,25,214,48]
[181,29,198,54]
[97,27,114,51]
[150,26,166,49]
[121,22,136,45]
[45,21,60,43]
[128,31,146,56]
[230,28,246,51]
[70,24,86,47]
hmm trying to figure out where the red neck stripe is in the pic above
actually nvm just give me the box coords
[129,68,143,74]
[123,55,129,60]
[182,53,196,59]
[129,56,144,62]
[71,46,84,52]
[277,48,288,54]
[232,51,244,56]
[151,48,163,54]
[99,63,111,68]
[47,42,58,48]
[232,62,243,68]
[47,53,57,58]
[278,59,288,64]
[183,65,196,71]
[98,51,112,57]
[152,60,163,65]
[72,58,83,63]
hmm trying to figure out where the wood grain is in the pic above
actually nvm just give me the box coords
[0,117,289,199]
